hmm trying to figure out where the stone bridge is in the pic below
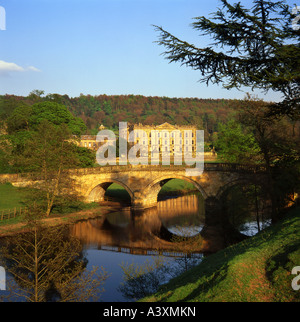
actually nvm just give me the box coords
[1,163,266,211]
[0,163,267,252]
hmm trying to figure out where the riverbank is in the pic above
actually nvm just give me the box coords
[0,204,123,238]
[141,206,300,302]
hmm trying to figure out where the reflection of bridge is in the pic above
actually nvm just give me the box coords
[70,193,248,254]
[70,203,204,255]
[96,245,202,258]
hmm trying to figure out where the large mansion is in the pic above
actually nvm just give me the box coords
[79,122,198,155]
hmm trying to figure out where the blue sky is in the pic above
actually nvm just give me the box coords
[0,0,295,101]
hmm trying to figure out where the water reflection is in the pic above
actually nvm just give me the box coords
[0,191,273,302]
[0,224,109,302]
[69,194,205,301]
[70,194,205,256]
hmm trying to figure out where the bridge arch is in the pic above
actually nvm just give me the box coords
[134,175,208,209]
[215,175,268,200]
[87,179,134,203]
[147,175,207,198]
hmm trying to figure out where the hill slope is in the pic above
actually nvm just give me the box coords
[141,207,300,302]
[0,94,241,136]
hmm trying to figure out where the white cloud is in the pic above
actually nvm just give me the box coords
[0,60,24,72]
[0,60,41,74]
[27,66,41,72]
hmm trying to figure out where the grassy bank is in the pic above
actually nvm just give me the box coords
[0,183,106,236]
[141,207,300,302]
[158,179,197,196]
[0,183,28,211]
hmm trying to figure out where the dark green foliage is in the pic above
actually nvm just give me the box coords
[6,104,32,134]
[1,100,91,174]
[215,95,300,222]
[50,197,99,214]
[6,101,86,135]
[105,183,131,201]
[0,94,242,140]
[154,0,300,117]
[215,119,261,163]
[72,145,96,168]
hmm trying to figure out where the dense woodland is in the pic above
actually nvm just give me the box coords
[0,92,243,140]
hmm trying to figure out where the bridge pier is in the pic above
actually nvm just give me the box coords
[131,192,158,210]
[1,164,266,219]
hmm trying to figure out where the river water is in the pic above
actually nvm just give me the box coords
[69,194,205,302]
[0,193,268,302]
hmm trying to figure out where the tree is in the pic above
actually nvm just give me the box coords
[216,95,300,222]
[19,120,81,217]
[29,101,86,135]
[0,220,109,302]
[6,101,86,136]
[29,89,45,98]
[6,104,32,134]
[3,99,93,174]
[215,119,261,163]
[0,138,12,173]
[238,96,300,220]
[221,183,270,234]
[73,145,96,168]
[154,0,300,117]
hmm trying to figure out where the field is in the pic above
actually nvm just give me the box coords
[0,183,27,211]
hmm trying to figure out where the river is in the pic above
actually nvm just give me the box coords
[0,192,269,302]
[69,194,205,301]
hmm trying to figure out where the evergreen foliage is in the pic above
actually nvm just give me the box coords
[154,0,300,117]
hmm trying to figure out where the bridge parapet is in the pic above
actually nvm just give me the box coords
[0,163,266,185]
[69,163,266,174]
[204,163,266,173]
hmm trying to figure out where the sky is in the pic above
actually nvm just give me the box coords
[0,0,296,101]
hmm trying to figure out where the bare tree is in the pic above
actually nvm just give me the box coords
[0,219,109,302]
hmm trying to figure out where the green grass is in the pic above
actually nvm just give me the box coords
[105,180,198,201]
[0,183,99,218]
[141,207,300,302]
[105,183,132,200]
[159,179,197,195]
[0,216,22,226]
[0,183,28,211]
[0,183,30,226]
